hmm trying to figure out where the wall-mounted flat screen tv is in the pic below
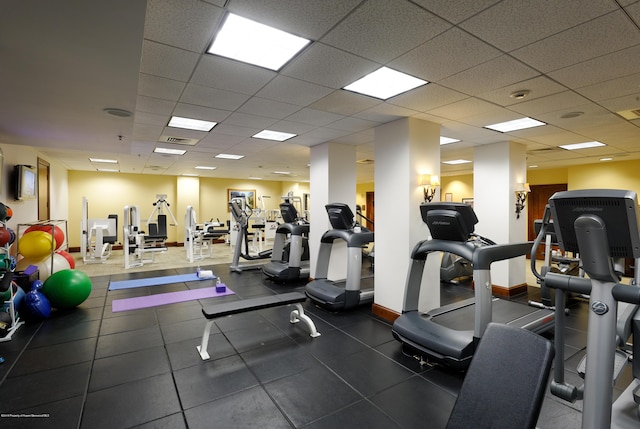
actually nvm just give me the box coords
[14,164,37,200]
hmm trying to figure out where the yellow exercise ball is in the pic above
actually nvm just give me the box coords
[19,231,56,259]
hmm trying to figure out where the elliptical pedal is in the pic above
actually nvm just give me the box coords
[577,349,630,383]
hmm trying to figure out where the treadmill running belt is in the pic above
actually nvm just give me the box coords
[432,299,540,331]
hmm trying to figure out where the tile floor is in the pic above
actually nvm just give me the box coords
[0,246,635,428]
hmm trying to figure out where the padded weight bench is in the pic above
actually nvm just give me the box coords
[197,292,320,360]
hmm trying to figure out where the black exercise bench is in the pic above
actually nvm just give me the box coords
[197,292,321,360]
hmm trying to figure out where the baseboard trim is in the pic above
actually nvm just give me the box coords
[492,283,528,298]
[371,303,401,323]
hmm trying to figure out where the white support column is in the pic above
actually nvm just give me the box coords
[473,141,528,291]
[309,142,356,278]
[374,118,440,315]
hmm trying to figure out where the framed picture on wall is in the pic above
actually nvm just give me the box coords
[445,193,452,202]
[462,198,474,207]
[228,189,256,209]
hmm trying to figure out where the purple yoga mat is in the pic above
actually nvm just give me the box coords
[112,285,234,312]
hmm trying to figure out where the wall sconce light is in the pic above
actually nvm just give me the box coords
[515,182,531,219]
[421,174,440,203]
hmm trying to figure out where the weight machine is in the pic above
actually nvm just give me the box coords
[184,206,229,263]
[123,205,168,269]
[80,196,117,264]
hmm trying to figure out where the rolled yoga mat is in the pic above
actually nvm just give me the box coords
[112,285,234,312]
[109,272,215,291]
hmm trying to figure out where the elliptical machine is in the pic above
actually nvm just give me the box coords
[229,199,272,272]
[541,189,640,428]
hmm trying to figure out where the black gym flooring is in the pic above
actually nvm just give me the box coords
[0,262,634,428]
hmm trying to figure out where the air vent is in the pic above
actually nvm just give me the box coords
[158,136,200,146]
[616,108,640,120]
[356,159,374,164]
[527,147,559,153]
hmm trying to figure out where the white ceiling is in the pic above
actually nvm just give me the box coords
[2,0,640,183]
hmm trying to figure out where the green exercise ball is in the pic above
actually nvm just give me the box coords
[42,269,92,309]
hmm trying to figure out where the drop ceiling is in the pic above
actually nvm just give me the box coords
[1,0,640,182]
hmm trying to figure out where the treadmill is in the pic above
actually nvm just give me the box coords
[262,202,310,282]
[392,202,554,369]
[305,203,374,310]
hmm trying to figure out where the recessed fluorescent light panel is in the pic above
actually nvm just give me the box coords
[89,158,118,163]
[97,168,119,172]
[442,159,472,165]
[440,136,460,145]
[559,141,606,150]
[195,166,217,170]
[168,116,217,132]
[248,176,262,180]
[253,130,297,141]
[215,153,244,160]
[208,13,311,71]
[484,117,546,132]
[343,67,428,100]
[273,171,291,175]
[154,147,186,155]
[182,173,198,177]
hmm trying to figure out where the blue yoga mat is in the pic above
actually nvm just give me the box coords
[108,272,216,291]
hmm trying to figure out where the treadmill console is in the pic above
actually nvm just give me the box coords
[280,203,299,223]
[325,203,354,230]
[420,202,478,242]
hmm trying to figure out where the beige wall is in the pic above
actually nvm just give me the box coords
[67,170,310,248]
[440,159,640,202]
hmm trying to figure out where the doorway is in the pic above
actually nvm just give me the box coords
[528,184,567,259]
[37,158,50,220]
[365,191,374,231]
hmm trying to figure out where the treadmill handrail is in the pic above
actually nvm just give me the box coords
[320,228,374,247]
[275,222,309,236]
[410,239,476,262]
[472,242,532,270]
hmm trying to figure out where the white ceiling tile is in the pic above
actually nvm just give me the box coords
[410,0,502,24]
[144,0,223,52]
[575,72,640,101]
[327,117,379,133]
[321,0,451,63]
[227,0,361,40]
[191,55,277,95]
[353,103,420,123]
[223,112,278,129]
[138,73,186,101]
[390,28,501,82]
[256,76,334,106]
[309,91,382,116]
[134,111,170,127]
[237,97,302,119]
[438,55,540,96]
[389,84,468,112]
[427,97,503,121]
[598,93,640,113]
[459,0,617,51]
[281,43,378,89]
[508,91,592,117]
[511,11,640,72]
[477,76,567,106]
[548,44,640,89]
[181,84,250,111]
[136,95,176,115]
[140,41,200,82]
[285,108,344,127]
[268,120,316,135]
[172,103,232,122]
